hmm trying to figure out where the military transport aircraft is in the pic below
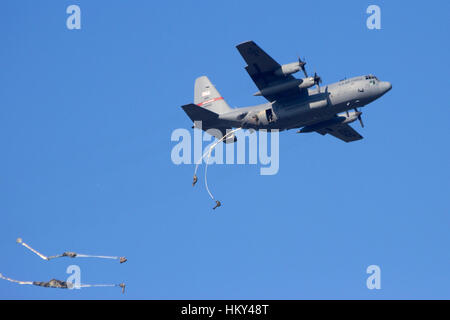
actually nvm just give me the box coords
[182,40,392,143]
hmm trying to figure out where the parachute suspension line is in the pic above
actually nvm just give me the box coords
[81,283,126,294]
[71,254,127,263]
[80,284,116,288]
[204,149,214,200]
[204,128,242,208]
[193,138,221,183]
[74,254,119,260]
[0,273,33,285]
[16,238,49,261]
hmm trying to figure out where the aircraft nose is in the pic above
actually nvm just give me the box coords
[381,81,392,93]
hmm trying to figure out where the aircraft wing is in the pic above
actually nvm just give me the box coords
[316,123,363,143]
[236,41,306,102]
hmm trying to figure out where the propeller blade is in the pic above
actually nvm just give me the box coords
[298,57,308,77]
[314,72,322,91]
[354,108,364,128]
[358,115,364,128]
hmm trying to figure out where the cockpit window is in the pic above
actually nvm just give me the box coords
[366,75,379,81]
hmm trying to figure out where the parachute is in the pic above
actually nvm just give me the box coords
[16,238,127,263]
[192,128,242,209]
[5,238,127,295]
[0,273,125,293]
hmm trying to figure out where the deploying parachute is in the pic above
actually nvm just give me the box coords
[192,128,242,210]
[16,238,127,263]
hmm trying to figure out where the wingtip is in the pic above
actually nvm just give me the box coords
[236,40,255,48]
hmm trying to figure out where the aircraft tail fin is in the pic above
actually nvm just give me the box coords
[194,76,232,114]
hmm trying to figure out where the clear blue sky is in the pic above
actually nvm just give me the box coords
[1,0,449,299]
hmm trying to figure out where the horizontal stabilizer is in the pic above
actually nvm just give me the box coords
[181,104,219,123]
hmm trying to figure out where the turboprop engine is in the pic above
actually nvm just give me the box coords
[274,62,301,76]
[274,57,308,77]
[253,77,316,97]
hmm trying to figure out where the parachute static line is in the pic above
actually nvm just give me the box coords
[0,273,126,293]
[16,238,127,263]
[192,128,242,208]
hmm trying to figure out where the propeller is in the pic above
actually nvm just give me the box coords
[298,57,308,77]
[313,72,322,91]
[354,108,364,128]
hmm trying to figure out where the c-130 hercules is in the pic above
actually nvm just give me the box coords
[182,40,392,143]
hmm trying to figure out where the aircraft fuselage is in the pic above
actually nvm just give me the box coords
[218,75,392,131]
